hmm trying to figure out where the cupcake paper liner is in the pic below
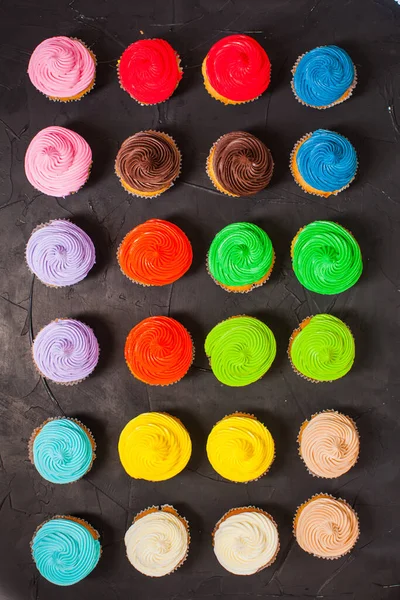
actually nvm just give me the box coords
[205,250,276,294]
[46,40,97,103]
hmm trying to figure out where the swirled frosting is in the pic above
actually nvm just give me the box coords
[25,126,92,197]
[294,129,357,194]
[33,318,99,384]
[299,411,359,478]
[295,495,359,558]
[292,46,355,108]
[209,132,273,196]
[118,412,192,480]
[208,222,274,288]
[118,39,182,104]
[26,220,95,287]
[31,517,101,585]
[28,36,95,99]
[204,35,271,102]
[205,316,276,387]
[118,219,192,286]
[207,414,275,482]
[115,131,180,195]
[292,221,362,294]
[125,316,193,385]
[289,314,355,382]
[214,509,279,575]
[32,418,94,484]
[125,507,189,576]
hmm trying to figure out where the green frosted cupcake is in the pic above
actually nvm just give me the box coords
[291,221,362,295]
[205,316,276,386]
[288,314,355,383]
[207,222,275,293]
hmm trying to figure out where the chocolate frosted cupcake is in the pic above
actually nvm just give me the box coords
[115,130,181,197]
[207,132,273,197]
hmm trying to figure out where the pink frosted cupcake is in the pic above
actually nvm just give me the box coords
[25,126,92,197]
[28,36,96,101]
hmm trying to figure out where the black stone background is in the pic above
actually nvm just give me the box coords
[1,0,400,598]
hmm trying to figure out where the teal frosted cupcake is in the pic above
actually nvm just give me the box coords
[31,515,101,585]
[205,316,276,386]
[291,221,362,294]
[207,222,275,293]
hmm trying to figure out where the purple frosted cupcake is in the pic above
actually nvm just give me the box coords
[26,220,95,287]
[32,318,99,385]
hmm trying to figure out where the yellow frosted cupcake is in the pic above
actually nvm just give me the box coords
[118,412,191,481]
[206,413,275,482]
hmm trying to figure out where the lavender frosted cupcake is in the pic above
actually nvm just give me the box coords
[32,318,99,385]
[26,220,95,287]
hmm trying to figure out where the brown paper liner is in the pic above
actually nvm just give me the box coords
[31,515,101,558]
[201,57,267,105]
[297,410,360,479]
[212,506,280,572]
[47,40,97,102]
[289,132,358,197]
[206,250,275,294]
[293,493,360,560]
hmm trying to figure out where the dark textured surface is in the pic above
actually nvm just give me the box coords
[1,0,400,598]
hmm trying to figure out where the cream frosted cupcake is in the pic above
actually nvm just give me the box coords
[298,411,359,478]
[124,505,190,577]
[213,507,279,575]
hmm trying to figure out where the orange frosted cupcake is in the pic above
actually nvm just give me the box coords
[117,219,192,286]
[125,316,194,385]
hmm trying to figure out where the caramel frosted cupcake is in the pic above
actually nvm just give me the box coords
[207,132,274,197]
[115,130,181,197]
[294,494,359,559]
[124,505,190,577]
[213,507,279,575]
[298,411,359,478]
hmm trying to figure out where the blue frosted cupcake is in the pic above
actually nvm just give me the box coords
[29,417,95,484]
[291,46,357,109]
[290,129,357,197]
[31,515,101,585]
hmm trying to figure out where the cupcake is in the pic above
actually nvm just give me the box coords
[25,126,92,197]
[202,35,271,104]
[291,221,362,294]
[29,417,96,484]
[117,219,192,286]
[28,36,96,101]
[32,318,99,385]
[26,220,95,287]
[290,129,357,197]
[125,316,193,385]
[298,411,359,478]
[207,132,274,196]
[288,314,355,383]
[207,222,275,293]
[205,316,276,387]
[293,494,359,559]
[207,413,275,482]
[118,39,182,105]
[115,131,181,197]
[31,515,101,585]
[118,412,191,481]
[125,505,190,577]
[213,507,279,575]
[291,45,357,109]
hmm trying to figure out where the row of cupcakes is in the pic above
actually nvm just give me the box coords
[26,218,363,295]
[30,313,355,386]
[24,126,358,199]
[29,411,359,485]
[28,35,357,109]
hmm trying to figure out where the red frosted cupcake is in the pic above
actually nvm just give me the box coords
[118,39,183,105]
[202,35,271,105]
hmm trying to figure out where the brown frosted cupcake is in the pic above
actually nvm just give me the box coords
[298,410,359,478]
[115,131,181,197]
[124,505,190,577]
[213,507,280,574]
[293,494,359,559]
[207,132,274,197]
